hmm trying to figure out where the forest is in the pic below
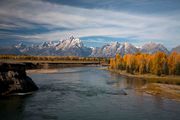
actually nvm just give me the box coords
[109,52,180,76]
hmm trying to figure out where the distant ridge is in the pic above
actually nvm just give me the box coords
[171,45,180,53]
[90,42,138,57]
[140,42,169,54]
[0,36,179,57]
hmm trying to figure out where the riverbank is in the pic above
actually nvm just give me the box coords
[107,68,180,101]
[108,69,180,85]
[26,69,60,74]
[140,83,180,101]
[0,59,101,70]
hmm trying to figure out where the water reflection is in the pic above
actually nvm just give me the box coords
[109,72,147,89]
[0,67,180,120]
[0,96,26,120]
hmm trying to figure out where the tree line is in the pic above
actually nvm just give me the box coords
[0,54,109,63]
[109,52,180,76]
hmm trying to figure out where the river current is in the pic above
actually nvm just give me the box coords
[0,67,180,120]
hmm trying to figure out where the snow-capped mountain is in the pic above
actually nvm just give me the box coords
[0,36,175,57]
[171,45,180,53]
[14,36,92,56]
[90,42,138,57]
[55,36,83,50]
[52,36,92,56]
[15,43,28,53]
[39,42,50,49]
[140,42,169,54]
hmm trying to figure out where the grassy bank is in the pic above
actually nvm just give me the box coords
[108,68,180,85]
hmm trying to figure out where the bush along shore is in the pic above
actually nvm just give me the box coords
[0,63,38,96]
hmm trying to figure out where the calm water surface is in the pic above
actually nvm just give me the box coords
[0,67,180,120]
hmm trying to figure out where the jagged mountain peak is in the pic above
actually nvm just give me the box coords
[15,42,26,49]
[124,42,134,48]
[40,42,49,48]
[56,36,84,50]
[70,36,75,40]
[1,37,174,57]
[91,41,138,57]
[141,42,169,54]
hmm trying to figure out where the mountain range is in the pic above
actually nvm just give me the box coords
[171,45,180,53]
[0,36,179,57]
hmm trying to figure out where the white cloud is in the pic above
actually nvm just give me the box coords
[0,0,180,49]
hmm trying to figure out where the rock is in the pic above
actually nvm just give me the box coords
[119,89,128,95]
[0,63,38,96]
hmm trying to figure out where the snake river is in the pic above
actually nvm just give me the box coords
[0,67,180,120]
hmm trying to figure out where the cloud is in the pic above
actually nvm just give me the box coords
[0,0,180,49]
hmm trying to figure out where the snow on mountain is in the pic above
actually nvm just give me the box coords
[55,36,83,50]
[15,42,28,53]
[90,42,138,57]
[140,42,169,54]
[15,42,26,49]
[90,42,171,57]
[124,42,139,55]
[0,37,174,57]
[12,36,91,56]
[39,42,49,49]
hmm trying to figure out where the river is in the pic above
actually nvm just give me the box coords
[0,67,180,120]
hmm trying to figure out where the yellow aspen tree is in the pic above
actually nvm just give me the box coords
[168,52,177,75]
[152,52,167,76]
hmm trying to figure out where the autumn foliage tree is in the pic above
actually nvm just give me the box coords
[125,54,136,74]
[110,58,116,69]
[136,54,147,74]
[168,52,180,75]
[152,52,168,76]
[109,52,180,76]
[115,54,124,70]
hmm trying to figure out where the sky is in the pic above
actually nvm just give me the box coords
[0,0,180,49]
